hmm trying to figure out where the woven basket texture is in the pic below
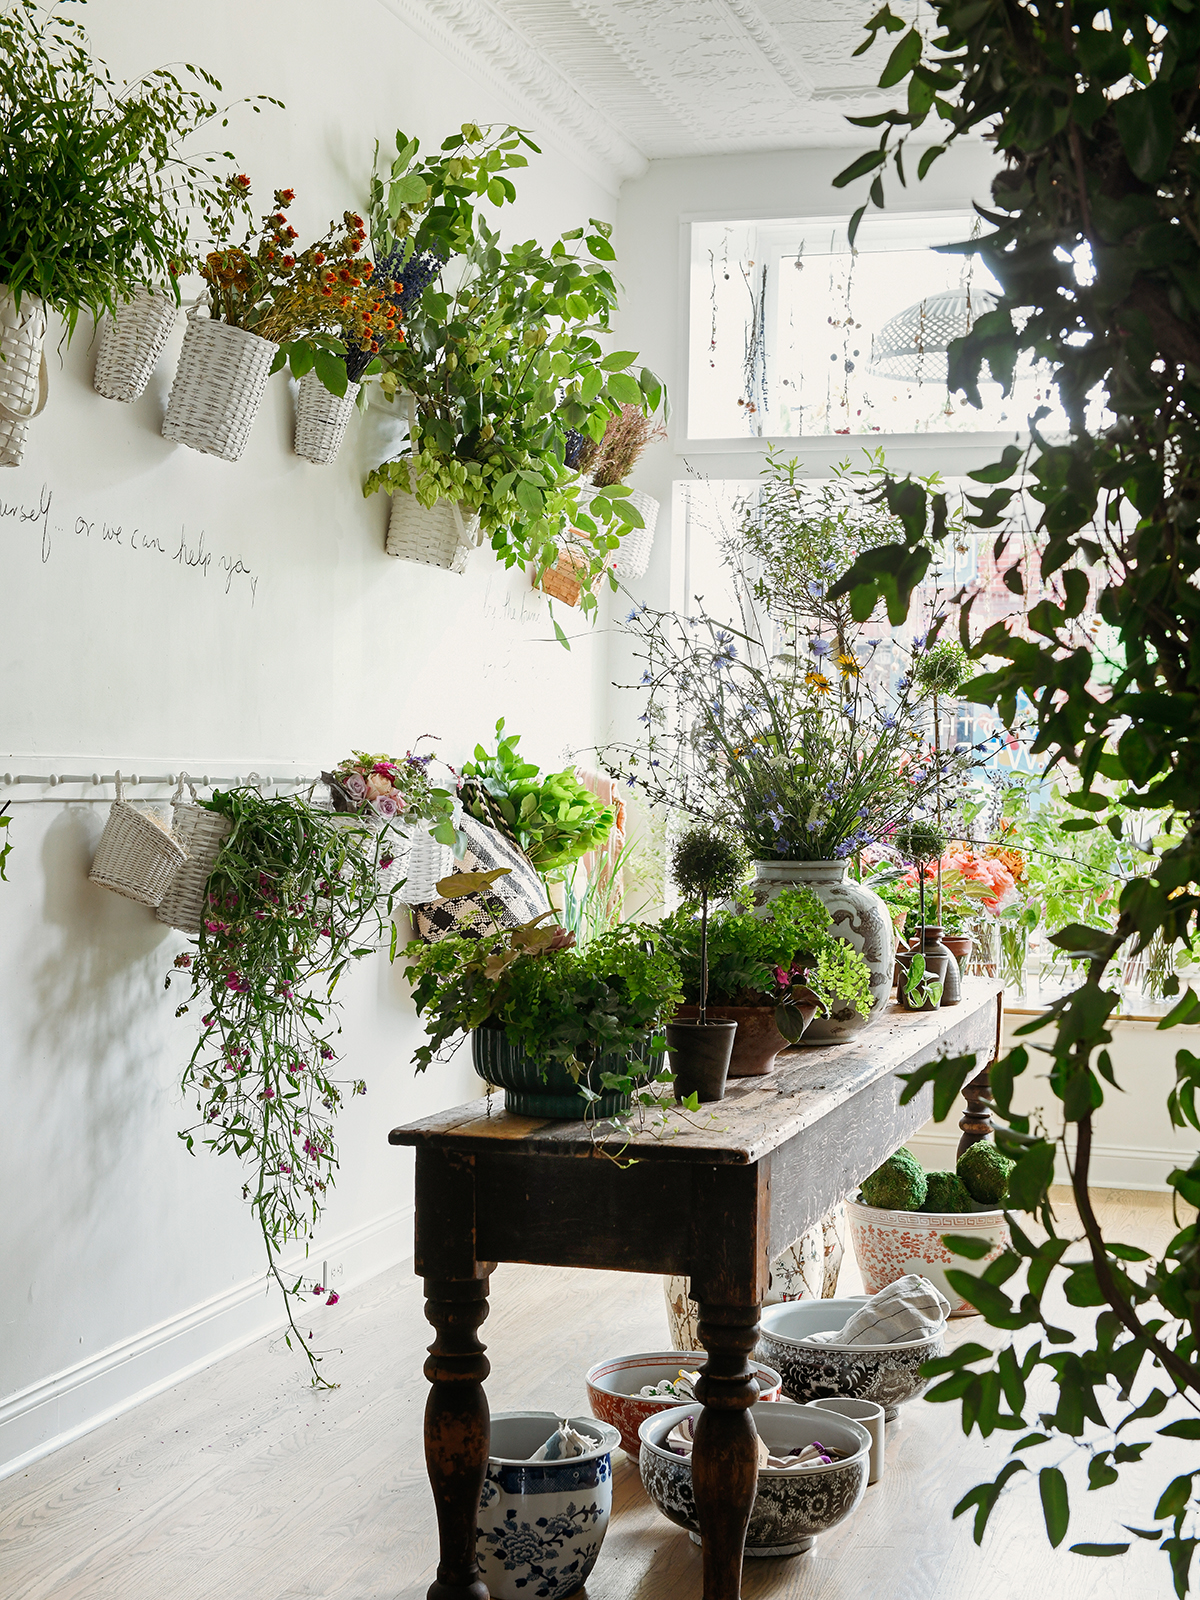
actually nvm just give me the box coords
[399,828,456,903]
[612,488,660,580]
[155,802,234,932]
[294,369,360,464]
[90,802,187,906]
[386,492,480,572]
[315,802,407,897]
[0,287,48,468]
[94,289,179,403]
[162,311,278,462]
[537,543,589,607]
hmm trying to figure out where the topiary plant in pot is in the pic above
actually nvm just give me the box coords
[665,828,748,1102]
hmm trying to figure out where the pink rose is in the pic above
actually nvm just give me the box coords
[372,794,399,818]
[344,772,368,801]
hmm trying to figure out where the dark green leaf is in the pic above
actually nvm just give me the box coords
[1040,1467,1070,1548]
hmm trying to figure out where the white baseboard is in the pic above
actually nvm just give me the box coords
[0,1203,414,1483]
[907,1129,1185,1192]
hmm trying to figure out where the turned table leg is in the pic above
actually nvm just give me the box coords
[693,1302,762,1600]
[423,1275,491,1600]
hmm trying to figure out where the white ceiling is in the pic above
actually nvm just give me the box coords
[385,0,892,187]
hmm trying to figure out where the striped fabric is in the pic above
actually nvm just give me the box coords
[806,1275,950,1346]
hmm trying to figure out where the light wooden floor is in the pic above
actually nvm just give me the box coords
[1,1189,1188,1600]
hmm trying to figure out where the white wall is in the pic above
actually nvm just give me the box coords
[0,0,619,1478]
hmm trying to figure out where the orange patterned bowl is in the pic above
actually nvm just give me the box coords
[585,1351,783,1456]
[845,1197,1010,1316]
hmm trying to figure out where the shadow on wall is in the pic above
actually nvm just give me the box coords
[28,808,177,1217]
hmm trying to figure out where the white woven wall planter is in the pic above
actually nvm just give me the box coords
[155,797,234,933]
[396,826,456,904]
[612,488,660,581]
[385,492,481,572]
[294,368,360,464]
[89,776,188,907]
[93,288,179,403]
[162,305,278,462]
[0,287,48,468]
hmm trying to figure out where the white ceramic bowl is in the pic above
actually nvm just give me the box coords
[638,1400,870,1557]
[585,1350,783,1456]
[756,1297,945,1421]
[477,1411,621,1600]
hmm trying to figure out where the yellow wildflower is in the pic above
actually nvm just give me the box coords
[806,671,831,693]
[836,652,860,676]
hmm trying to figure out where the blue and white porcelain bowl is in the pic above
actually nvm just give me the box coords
[638,1400,870,1557]
[477,1411,621,1600]
[756,1296,945,1421]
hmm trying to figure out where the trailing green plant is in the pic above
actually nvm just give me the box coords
[830,1,1200,1582]
[168,787,391,1386]
[460,719,615,877]
[405,917,682,1075]
[0,0,277,331]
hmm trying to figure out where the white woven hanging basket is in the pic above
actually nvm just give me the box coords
[314,799,408,899]
[397,826,456,904]
[93,288,179,403]
[162,302,278,462]
[89,775,188,907]
[155,785,234,932]
[383,395,481,571]
[612,488,660,581]
[0,287,48,468]
[294,368,360,464]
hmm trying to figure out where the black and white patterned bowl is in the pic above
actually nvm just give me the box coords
[756,1297,945,1422]
[638,1401,870,1558]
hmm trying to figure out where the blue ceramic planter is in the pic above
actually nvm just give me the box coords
[471,1028,655,1118]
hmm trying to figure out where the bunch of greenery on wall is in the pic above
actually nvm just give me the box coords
[0,0,277,331]
[831,1,1200,1584]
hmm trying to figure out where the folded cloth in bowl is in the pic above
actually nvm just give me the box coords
[529,1421,592,1460]
[665,1414,841,1470]
[806,1274,950,1346]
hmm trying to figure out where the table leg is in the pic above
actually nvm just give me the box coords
[423,1275,491,1600]
[693,1302,761,1600]
[957,1062,995,1157]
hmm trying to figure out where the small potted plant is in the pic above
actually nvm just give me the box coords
[405,917,681,1119]
[658,887,873,1075]
[570,404,667,582]
[665,829,747,1102]
[164,179,399,462]
[892,819,950,1011]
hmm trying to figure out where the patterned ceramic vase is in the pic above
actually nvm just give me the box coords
[477,1413,621,1600]
[845,1197,1010,1315]
[663,1205,845,1350]
[756,1298,945,1421]
[750,860,895,1041]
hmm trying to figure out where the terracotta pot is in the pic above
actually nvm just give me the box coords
[672,998,816,1075]
[750,860,894,1041]
[944,934,974,970]
[666,1019,736,1102]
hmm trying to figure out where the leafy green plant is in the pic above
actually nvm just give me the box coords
[559,835,648,948]
[831,1,1200,1582]
[460,719,615,877]
[897,950,943,1008]
[0,0,277,331]
[658,885,873,1036]
[168,787,390,1386]
[405,919,681,1075]
[361,133,664,624]
[669,828,748,1025]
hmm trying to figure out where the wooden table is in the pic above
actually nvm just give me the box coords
[389,980,1003,1600]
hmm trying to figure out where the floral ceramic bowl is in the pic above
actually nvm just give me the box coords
[845,1196,1009,1315]
[638,1400,870,1557]
[756,1297,944,1421]
[477,1411,621,1600]
[585,1351,784,1456]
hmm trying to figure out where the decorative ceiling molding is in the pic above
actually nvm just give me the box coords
[374,0,649,193]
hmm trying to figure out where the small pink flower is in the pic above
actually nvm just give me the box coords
[380,854,395,870]
[326,1291,339,1306]
[344,772,368,801]
[372,794,398,819]
[261,1087,275,1100]
[312,1283,324,1296]
[320,1044,334,1060]
[372,762,396,776]
[173,952,192,969]
[225,971,250,993]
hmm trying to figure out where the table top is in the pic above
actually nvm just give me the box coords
[389,979,1003,1168]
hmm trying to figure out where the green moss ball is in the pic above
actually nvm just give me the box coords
[920,1170,974,1214]
[861,1147,927,1211]
[957,1141,1015,1206]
